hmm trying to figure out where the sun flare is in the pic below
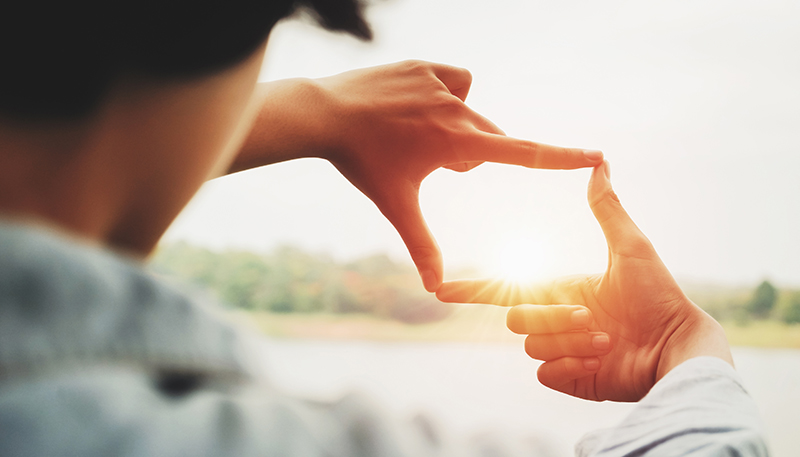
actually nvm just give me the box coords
[490,236,549,282]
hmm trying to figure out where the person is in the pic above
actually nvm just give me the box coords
[0,1,602,456]
[437,162,770,456]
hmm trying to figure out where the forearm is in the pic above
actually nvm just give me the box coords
[227,78,337,174]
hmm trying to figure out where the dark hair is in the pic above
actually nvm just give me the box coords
[0,1,371,121]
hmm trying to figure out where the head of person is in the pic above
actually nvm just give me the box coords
[0,0,371,253]
[1,0,371,121]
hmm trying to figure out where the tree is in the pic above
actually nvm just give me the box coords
[780,291,800,324]
[746,280,777,319]
[151,242,453,322]
[216,251,271,310]
[150,242,218,288]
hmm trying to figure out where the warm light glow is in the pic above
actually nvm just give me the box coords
[490,235,549,281]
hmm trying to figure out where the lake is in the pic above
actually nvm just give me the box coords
[260,340,799,457]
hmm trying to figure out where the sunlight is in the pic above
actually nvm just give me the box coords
[490,235,549,282]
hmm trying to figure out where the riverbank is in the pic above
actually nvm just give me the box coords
[232,307,800,348]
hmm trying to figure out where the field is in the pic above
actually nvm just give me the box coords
[233,305,522,344]
[232,307,800,348]
[720,320,800,348]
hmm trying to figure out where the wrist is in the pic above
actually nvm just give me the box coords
[656,302,733,382]
[285,77,339,160]
[229,78,335,173]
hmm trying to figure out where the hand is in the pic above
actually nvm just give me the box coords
[233,60,603,292]
[436,161,732,402]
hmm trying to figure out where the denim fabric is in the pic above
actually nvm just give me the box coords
[575,357,770,456]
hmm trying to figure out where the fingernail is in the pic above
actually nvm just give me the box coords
[603,160,611,179]
[583,150,603,162]
[592,334,610,350]
[571,309,590,327]
[583,357,601,371]
[421,269,439,292]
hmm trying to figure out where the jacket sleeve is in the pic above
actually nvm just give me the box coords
[575,357,770,457]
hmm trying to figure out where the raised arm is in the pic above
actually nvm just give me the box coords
[437,161,732,402]
[229,61,603,292]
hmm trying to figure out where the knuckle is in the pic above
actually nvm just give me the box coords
[407,244,440,262]
[602,187,618,202]
[564,357,584,372]
[589,188,620,212]
[553,147,571,168]
[524,142,541,167]
[434,92,463,110]
[533,311,558,333]
[400,59,429,74]
[625,236,655,254]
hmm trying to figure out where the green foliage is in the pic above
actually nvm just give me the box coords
[746,280,778,319]
[679,280,799,325]
[778,291,800,324]
[150,241,219,288]
[682,282,751,322]
[215,251,272,310]
[150,243,452,323]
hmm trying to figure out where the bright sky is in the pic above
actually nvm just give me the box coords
[163,0,800,286]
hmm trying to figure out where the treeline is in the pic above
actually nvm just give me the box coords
[150,242,453,324]
[688,280,800,324]
[151,243,800,326]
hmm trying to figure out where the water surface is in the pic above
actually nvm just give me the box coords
[261,341,800,456]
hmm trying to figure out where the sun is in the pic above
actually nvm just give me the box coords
[490,235,549,282]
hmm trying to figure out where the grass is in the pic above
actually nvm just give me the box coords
[231,305,524,344]
[230,308,800,349]
[720,320,800,348]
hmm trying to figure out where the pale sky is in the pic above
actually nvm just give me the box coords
[163,0,800,287]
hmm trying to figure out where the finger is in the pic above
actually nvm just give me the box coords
[441,112,501,172]
[524,332,611,361]
[537,357,601,397]
[469,111,505,136]
[379,183,442,292]
[588,161,655,256]
[436,278,555,307]
[443,161,483,172]
[506,304,593,334]
[437,276,590,306]
[430,63,473,102]
[459,133,603,170]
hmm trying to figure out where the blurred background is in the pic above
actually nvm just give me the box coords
[166,0,800,288]
[155,1,800,455]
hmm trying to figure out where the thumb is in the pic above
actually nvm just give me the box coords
[588,161,653,256]
[379,184,443,292]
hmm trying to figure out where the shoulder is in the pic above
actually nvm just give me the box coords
[0,365,329,457]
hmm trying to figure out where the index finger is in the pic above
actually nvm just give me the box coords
[437,276,591,307]
[436,278,556,307]
[460,133,603,170]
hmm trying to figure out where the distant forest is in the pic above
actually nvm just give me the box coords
[150,242,454,324]
[682,280,800,325]
[151,243,800,325]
